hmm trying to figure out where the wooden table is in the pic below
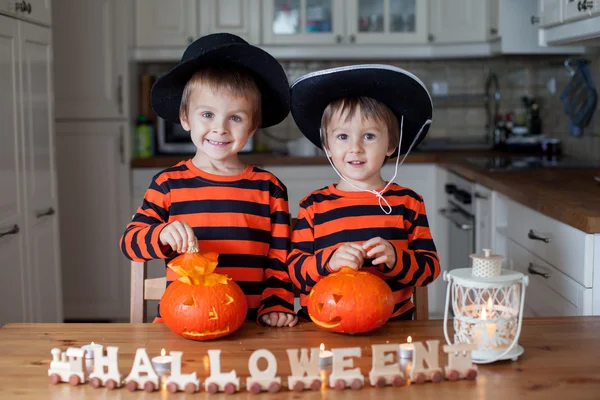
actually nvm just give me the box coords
[2,317,600,399]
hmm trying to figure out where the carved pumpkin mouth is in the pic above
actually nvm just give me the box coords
[310,316,342,329]
[181,327,230,338]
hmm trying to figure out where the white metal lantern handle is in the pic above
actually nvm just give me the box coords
[443,271,529,364]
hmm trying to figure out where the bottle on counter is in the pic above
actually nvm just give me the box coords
[134,114,154,158]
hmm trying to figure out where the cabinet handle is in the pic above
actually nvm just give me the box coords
[119,125,125,164]
[527,263,550,279]
[26,1,31,13]
[336,34,342,44]
[36,207,55,218]
[474,192,488,199]
[428,34,435,42]
[527,229,550,243]
[530,16,540,24]
[439,208,473,231]
[117,75,123,115]
[349,34,356,43]
[489,28,498,35]
[0,224,19,238]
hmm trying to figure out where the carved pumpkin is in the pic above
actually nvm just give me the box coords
[307,267,394,334]
[160,245,248,341]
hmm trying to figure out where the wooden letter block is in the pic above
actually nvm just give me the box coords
[246,349,282,394]
[410,340,443,384]
[286,348,322,392]
[124,348,159,392]
[368,344,405,387]
[48,347,87,386]
[329,347,364,391]
[204,349,240,394]
[88,346,122,389]
[443,344,478,381]
[165,351,200,394]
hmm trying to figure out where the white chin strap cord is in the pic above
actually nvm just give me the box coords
[323,116,432,215]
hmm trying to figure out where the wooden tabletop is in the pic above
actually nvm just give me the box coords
[2,317,600,399]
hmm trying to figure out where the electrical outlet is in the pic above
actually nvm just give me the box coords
[432,81,449,96]
[547,78,556,94]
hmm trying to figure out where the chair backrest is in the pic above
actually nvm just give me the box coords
[129,217,429,322]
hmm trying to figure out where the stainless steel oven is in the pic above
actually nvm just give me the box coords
[156,117,253,154]
[439,172,475,271]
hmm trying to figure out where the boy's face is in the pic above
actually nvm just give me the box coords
[325,107,394,188]
[180,86,256,163]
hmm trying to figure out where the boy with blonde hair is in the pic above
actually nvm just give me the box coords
[288,65,440,321]
[122,33,297,327]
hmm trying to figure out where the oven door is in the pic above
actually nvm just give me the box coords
[439,207,475,270]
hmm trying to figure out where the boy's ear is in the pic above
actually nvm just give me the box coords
[386,147,395,157]
[180,110,191,131]
[248,128,257,139]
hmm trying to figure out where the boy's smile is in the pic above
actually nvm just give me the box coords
[326,107,394,191]
[180,86,257,172]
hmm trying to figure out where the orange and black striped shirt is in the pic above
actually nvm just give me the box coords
[120,159,295,322]
[288,183,440,320]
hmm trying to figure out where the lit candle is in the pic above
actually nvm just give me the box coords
[151,348,172,377]
[399,336,414,359]
[81,342,103,359]
[473,301,497,349]
[319,343,332,367]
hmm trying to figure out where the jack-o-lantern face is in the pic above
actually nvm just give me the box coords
[160,248,248,341]
[307,267,394,334]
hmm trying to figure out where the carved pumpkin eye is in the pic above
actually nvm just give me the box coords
[225,294,234,305]
[208,306,218,320]
[317,303,324,313]
[332,294,342,304]
[183,296,195,306]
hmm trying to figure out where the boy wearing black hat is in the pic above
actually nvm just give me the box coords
[288,64,440,322]
[121,33,297,328]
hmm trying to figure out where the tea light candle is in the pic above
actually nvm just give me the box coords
[81,342,103,359]
[399,336,414,359]
[319,344,332,367]
[152,349,172,377]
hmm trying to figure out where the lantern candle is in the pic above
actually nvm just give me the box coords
[473,307,497,348]
[151,349,172,377]
[319,344,332,367]
[399,336,414,359]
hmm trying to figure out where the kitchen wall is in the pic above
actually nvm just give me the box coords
[141,53,600,160]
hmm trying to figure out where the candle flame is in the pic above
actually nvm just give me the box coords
[487,297,493,310]
[407,336,412,344]
[481,308,487,320]
[91,342,95,346]
[320,343,324,352]
[161,348,166,357]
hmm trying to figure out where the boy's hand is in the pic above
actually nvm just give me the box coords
[328,243,366,272]
[260,312,298,327]
[362,237,396,269]
[159,221,196,253]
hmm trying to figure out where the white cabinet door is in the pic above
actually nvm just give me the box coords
[262,0,346,45]
[428,0,488,43]
[539,0,562,26]
[52,0,129,119]
[56,122,131,322]
[201,0,260,44]
[19,0,52,26]
[19,21,63,322]
[0,15,30,325]
[347,0,428,44]
[135,0,197,47]
[563,0,590,22]
[474,184,492,252]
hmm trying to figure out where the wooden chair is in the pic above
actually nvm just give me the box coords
[130,217,429,322]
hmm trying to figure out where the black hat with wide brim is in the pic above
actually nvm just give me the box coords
[151,33,290,127]
[290,64,433,156]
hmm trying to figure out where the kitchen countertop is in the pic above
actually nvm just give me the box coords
[4,318,600,399]
[131,152,600,234]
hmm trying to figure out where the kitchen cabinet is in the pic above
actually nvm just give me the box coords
[53,0,130,119]
[262,0,427,45]
[135,0,198,47]
[539,0,562,27]
[18,0,52,26]
[201,0,261,44]
[0,13,62,325]
[538,0,600,46]
[56,122,131,322]
[429,0,493,44]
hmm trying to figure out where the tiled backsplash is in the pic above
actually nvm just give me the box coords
[142,54,600,161]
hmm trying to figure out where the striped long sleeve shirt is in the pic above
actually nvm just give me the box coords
[120,160,295,322]
[288,183,440,320]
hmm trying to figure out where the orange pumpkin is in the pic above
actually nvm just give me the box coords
[160,245,248,340]
[307,267,394,334]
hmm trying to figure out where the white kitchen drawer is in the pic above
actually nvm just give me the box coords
[508,239,592,317]
[506,198,593,288]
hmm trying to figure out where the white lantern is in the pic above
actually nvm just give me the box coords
[443,248,529,364]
